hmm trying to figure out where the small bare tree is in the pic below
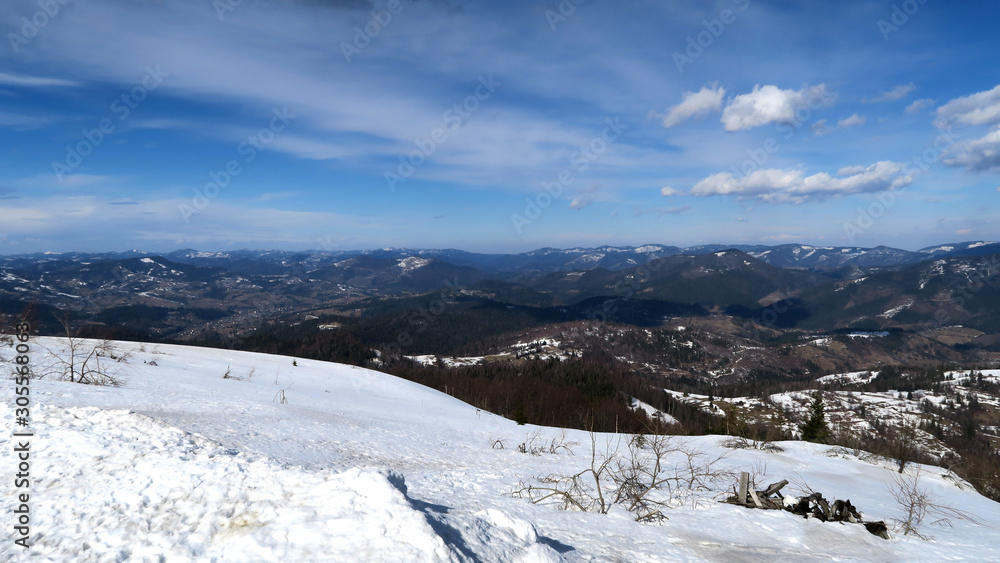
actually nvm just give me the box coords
[513,432,619,514]
[36,316,129,386]
[0,315,12,347]
[887,468,983,539]
[612,434,678,522]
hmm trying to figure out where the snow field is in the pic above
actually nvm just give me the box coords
[2,404,456,562]
[3,337,1000,561]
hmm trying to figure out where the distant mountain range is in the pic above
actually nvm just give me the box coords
[3,241,997,275]
[2,241,1000,339]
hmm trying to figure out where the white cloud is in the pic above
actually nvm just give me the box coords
[0,111,58,130]
[690,161,915,203]
[569,196,592,210]
[0,72,79,88]
[720,84,834,132]
[942,126,1000,172]
[811,119,830,136]
[0,194,388,251]
[661,85,725,128]
[16,173,118,190]
[905,98,935,115]
[812,115,863,137]
[935,85,1000,173]
[660,186,680,196]
[837,113,866,128]
[129,118,201,130]
[2,0,662,194]
[865,83,916,103]
[268,135,363,161]
[934,84,1000,128]
[656,205,690,215]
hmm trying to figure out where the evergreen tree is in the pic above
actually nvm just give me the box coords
[800,391,830,443]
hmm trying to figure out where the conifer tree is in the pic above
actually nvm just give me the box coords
[800,391,830,443]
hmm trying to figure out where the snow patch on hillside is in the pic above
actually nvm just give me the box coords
[629,397,679,424]
[397,257,432,273]
[817,371,880,385]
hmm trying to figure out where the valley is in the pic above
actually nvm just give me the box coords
[4,242,1000,502]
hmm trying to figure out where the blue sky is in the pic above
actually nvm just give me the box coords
[1,0,998,254]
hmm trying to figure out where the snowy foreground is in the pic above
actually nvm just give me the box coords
[4,339,1000,561]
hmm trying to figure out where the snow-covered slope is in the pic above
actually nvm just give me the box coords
[4,338,1000,561]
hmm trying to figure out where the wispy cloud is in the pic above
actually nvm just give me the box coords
[905,98,935,115]
[811,119,830,136]
[660,85,725,128]
[814,114,865,136]
[0,72,80,88]
[864,83,915,103]
[656,205,690,215]
[254,192,300,202]
[0,195,389,251]
[569,185,600,210]
[16,174,118,190]
[837,113,865,128]
[0,111,58,130]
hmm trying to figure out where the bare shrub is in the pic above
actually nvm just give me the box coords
[36,324,129,387]
[887,468,983,539]
[515,429,576,456]
[721,435,785,453]
[512,433,731,522]
[512,432,619,514]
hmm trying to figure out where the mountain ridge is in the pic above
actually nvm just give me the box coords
[3,240,995,274]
